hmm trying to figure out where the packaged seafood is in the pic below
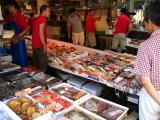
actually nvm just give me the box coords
[32,90,72,112]
[5,96,47,120]
[51,83,87,101]
[78,96,128,120]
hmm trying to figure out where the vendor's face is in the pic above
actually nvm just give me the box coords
[45,8,51,18]
[8,5,15,14]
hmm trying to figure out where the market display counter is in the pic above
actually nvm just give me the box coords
[25,36,141,95]
[0,59,129,120]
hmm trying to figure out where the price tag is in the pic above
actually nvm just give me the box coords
[32,86,42,91]
[46,77,55,82]
[114,77,123,83]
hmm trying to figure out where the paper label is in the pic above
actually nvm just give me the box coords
[114,77,123,83]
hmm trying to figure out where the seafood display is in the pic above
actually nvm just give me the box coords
[51,84,86,101]
[6,97,44,120]
[32,90,72,112]
[80,97,124,120]
[64,109,96,120]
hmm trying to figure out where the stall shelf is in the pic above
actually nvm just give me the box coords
[25,36,140,95]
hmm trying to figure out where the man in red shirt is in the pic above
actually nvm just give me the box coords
[32,5,50,72]
[112,8,132,52]
[86,9,96,48]
[86,9,101,48]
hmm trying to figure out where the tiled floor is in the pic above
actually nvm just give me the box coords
[124,111,138,120]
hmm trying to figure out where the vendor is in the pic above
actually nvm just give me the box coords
[5,1,30,67]
[32,5,50,72]
[134,1,160,120]
[67,8,84,46]
[86,9,101,48]
[111,8,132,53]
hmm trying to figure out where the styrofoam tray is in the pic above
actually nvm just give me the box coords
[49,83,90,103]
[57,71,72,80]
[75,95,129,120]
[3,30,15,39]
[31,89,74,113]
[61,105,102,120]
[0,64,21,74]
[3,95,47,120]
[0,101,21,120]
[34,111,53,120]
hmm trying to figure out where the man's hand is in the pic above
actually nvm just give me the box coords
[141,76,160,105]
[11,35,23,43]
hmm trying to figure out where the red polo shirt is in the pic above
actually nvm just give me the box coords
[114,14,131,35]
[32,15,47,48]
[5,11,28,30]
[86,13,96,32]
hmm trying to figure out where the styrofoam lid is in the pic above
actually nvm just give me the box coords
[67,76,87,85]
[82,82,103,92]
[3,30,15,38]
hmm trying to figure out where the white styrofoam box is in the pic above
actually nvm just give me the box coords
[57,71,72,80]
[3,95,48,120]
[50,83,90,104]
[34,111,53,120]
[0,101,21,120]
[76,95,129,120]
[82,82,104,96]
[0,55,12,64]
[67,76,88,89]
[3,30,15,39]
[127,94,139,104]
[61,105,102,120]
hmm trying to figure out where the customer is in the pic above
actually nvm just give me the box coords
[86,9,97,48]
[5,1,30,67]
[134,1,160,120]
[67,8,84,46]
[32,5,50,72]
[111,8,131,52]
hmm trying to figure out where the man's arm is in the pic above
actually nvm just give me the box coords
[12,26,31,43]
[141,76,160,104]
[19,26,30,37]
[39,23,46,53]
